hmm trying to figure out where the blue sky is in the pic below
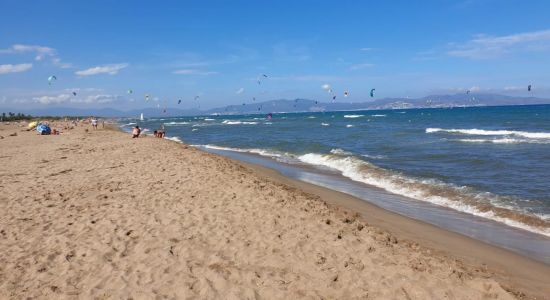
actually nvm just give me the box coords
[1,0,550,111]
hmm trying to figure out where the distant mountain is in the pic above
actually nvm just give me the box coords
[4,93,550,117]
[205,93,550,115]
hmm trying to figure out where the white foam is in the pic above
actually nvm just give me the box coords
[165,136,183,143]
[164,121,189,126]
[121,122,136,127]
[346,124,354,128]
[297,153,549,237]
[344,114,364,118]
[321,123,330,126]
[330,148,354,156]
[222,120,258,125]
[193,144,296,163]
[204,118,215,121]
[456,138,550,144]
[191,128,198,131]
[426,128,550,139]
[307,116,316,119]
[371,114,387,117]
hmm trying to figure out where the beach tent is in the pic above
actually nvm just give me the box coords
[36,124,51,135]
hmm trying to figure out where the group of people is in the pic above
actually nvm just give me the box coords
[131,125,166,138]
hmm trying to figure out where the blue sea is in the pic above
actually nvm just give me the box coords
[121,104,550,261]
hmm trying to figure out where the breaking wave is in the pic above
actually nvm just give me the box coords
[297,152,549,236]
[344,114,364,118]
[222,120,258,125]
[427,128,550,139]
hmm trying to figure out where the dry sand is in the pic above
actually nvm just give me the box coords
[0,121,548,299]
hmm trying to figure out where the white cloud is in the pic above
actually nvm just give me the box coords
[32,92,121,104]
[172,69,218,75]
[349,63,374,70]
[0,63,33,74]
[33,94,71,104]
[267,75,341,82]
[447,29,550,59]
[503,86,526,92]
[0,44,56,61]
[75,63,128,76]
[0,44,74,69]
[52,58,72,69]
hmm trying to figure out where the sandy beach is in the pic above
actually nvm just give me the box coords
[1,122,549,299]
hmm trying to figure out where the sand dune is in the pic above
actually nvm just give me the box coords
[0,122,545,299]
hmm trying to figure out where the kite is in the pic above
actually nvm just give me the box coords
[332,95,336,100]
[528,85,532,91]
[344,91,349,97]
[466,90,470,94]
[145,94,150,101]
[194,95,200,101]
[127,89,133,94]
[370,89,375,97]
[322,84,331,91]
[48,75,57,85]
[178,99,182,104]
[72,92,77,96]
[236,88,244,95]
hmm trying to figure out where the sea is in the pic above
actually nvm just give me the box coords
[120,104,550,263]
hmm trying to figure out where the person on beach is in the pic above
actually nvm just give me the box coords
[91,117,98,129]
[132,126,141,138]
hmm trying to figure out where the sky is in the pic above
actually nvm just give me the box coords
[1,0,550,111]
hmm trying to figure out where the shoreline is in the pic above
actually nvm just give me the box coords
[126,123,550,294]
[1,121,549,298]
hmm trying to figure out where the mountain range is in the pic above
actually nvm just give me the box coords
[3,93,550,118]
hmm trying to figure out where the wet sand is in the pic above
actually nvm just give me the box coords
[0,121,548,299]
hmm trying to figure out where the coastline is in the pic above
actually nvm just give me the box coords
[1,121,548,299]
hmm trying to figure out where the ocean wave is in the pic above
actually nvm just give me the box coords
[193,144,296,163]
[204,118,215,121]
[297,152,549,236]
[321,123,330,126]
[361,154,387,159]
[330,148,354,156]
[344,114,364,118]
[121,122,136,127]
[371,114,387,117]
[456,138,550,144]
[346,124,354,128]
[426,128,550,139]
[222,120,258,125]
[307,116,316,119]
[164,121,189,126]
[165,136,183,143]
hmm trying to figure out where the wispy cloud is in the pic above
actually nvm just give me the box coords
[360,47,373,51]
[268,75,342,82]
[172,69,218,75]
[349,63,374,70]
[75,63,128,76]
[447,29,550,59]
[32,93,121,104]
[52,58,72,69]
[0,63,33,74]
[0,44,56,61]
